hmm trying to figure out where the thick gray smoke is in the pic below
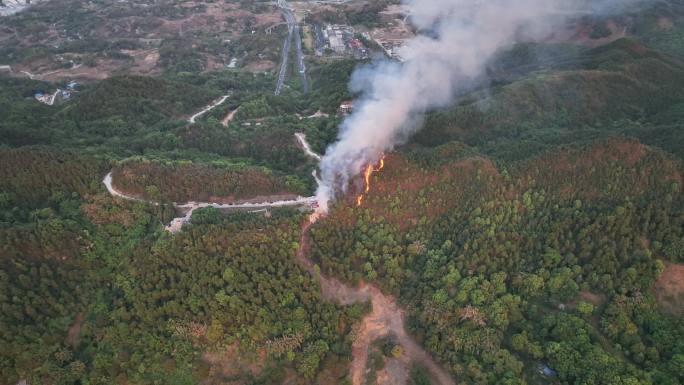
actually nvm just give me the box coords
[314,0,641,212]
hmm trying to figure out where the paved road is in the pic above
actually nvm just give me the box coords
[293,22,309,93]
[103,133,320,233]
[274,0,308,95]
[274,0,293,95]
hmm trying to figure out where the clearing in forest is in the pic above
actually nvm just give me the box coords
[653,262,684,316]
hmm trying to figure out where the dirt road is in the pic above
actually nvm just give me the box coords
[295,132,321,161]
[188,95,230,123]
[102,136,316,234]
[296,222,455,385]
[102,131,453,384]
[221,106,240,127]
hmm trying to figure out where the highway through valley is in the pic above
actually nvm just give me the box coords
[275,0,308,95]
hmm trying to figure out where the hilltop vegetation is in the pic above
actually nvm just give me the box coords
[66,75,217,124]
[0,147,107,208]
[310,138,683,385]
[417,39,684,162]
[111,159,310,202]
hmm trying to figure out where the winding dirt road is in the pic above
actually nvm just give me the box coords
[188,95,230,123]
[295,132,321,161]
[102,143,315,233]
[297,221,455,385]
[103,174,315,232]
[102,132,454,384]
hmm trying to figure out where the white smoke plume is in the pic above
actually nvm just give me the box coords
[315,0,643,212]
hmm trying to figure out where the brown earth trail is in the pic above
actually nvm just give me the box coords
[297,221,455,385]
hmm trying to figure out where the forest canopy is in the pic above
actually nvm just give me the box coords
[1,1,684,384]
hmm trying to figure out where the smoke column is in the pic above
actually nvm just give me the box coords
[314,0,641,212]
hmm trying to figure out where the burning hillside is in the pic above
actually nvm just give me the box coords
[313,0,643,213]
[356,155,385,207]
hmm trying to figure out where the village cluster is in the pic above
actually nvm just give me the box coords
[314,24,369,59]
[311,21,411,62]
[34,81,79,106]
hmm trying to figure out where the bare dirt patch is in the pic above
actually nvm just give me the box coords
[376,356,409,385]
[297,220,455,385]
[124,49,161,75]
[330,282,454,385]
[568,291,606,310]
[653,262,684,316]
[66,312,84,348]
[579,291,606,306]
[371,21,415,42]
[202,343,267,384]
[13,57,122,82]
[221,107,240,127]
[245,59,276,73]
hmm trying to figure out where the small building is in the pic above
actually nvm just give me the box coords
[349,39,362,49]
[339,101,353,114]
[329,34,345,53]
[34,92,52,104]
[538,363,557,377]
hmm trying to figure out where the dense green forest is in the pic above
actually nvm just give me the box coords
[0,148,363,383]
[1,1,684,384]
[310,138,683,384]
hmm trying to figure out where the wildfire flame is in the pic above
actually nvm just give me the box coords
[356,155,385,207]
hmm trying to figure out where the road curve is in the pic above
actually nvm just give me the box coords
[296,222,456,385]
[102,129,454,385]
[188,95,230,123]
[102,133,318,233]
[103,170,315,232]
[295,132,321,161]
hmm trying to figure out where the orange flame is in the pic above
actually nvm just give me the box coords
[363,164,373,193]
[376,157,385,172]
[356,155,385,207]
